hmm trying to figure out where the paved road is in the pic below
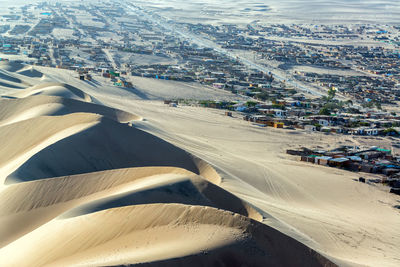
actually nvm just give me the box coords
[103,49,118,70]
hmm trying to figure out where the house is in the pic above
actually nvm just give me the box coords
[382,168,400,176]
[301,155,318,163]
[234,103,247,112]
[346,162,360,172]
[304,125,316,131]
[315,156,332,166]
[320,126,331,133]
[274,109,287,118]
[245,115,272,125]
[347,156,362,162]
[328,157,349,168]
[318,119,329,126]
[213,83,225,89]
[332,127,348,134]
[258,108,287,118]
[360,163,374,173]
[358,151,385,160]
[365,128,379,136]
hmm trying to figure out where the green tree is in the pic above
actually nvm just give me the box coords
[246,101,258,107]
[384,128,398,135]
[327,87,336,100]
[319,107,331,115]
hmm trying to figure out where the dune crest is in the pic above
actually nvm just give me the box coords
[7,82,93,102]
[0,95,141,127]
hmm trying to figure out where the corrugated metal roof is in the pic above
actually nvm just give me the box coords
[347,156,362,161]
[329,158,349,163]
[316,156,332,160]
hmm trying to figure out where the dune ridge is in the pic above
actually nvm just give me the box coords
[0,95,141,127]
[0,204,335,267]
[0,62,335,266]
[7,82,92,101]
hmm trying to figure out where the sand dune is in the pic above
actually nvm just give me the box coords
[0,95,140,127]
[4,115,208,183]
[0,63,44,88]
[0,167,262,248]
[0,61,27,73]
[0,114,101,184]
[0,63,338,266]
[0,71,24,85]
[0,62,42,78]
[0,203,332,267]
[7,82,93,102]
[16,66,45,79]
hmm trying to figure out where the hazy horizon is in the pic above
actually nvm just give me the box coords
[2,0,400,24]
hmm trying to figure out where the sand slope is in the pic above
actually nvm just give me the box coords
[0,63,335,266]
[0,203,332,267]
[35,64,400,266]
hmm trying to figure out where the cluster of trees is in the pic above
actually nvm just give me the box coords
[319,88,356,115]
[361,100,382,110]
[383,128,399,135]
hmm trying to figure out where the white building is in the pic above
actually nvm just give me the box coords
[318,119,329,127]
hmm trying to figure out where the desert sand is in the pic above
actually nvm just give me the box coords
[134,0,400,25]
[0,61,399,266]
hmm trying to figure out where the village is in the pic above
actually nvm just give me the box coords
[1,2,400,137]
[164,83,400,138]
[286,145,400,196]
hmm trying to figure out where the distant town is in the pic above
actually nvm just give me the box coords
[1,0,400,139]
